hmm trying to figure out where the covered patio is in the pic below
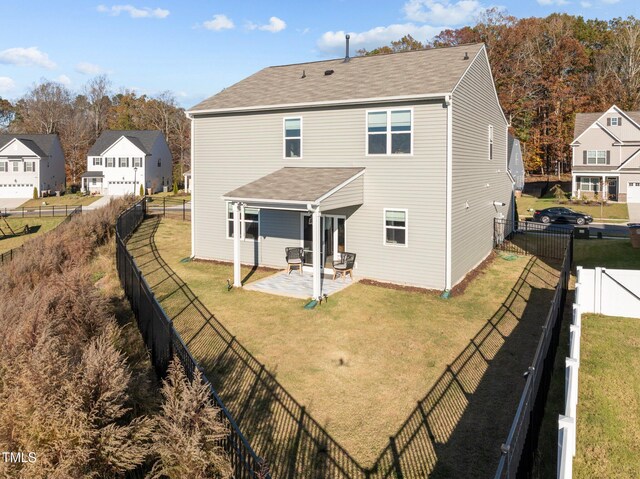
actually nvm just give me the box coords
[223,166,364,300]
[244,270,355,299]
[81,171,105,194]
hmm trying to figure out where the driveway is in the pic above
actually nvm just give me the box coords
[0,198,28,210]
[83,195,115,210]
[628,203,640,223]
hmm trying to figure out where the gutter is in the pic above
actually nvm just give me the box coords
[445,93,453,293]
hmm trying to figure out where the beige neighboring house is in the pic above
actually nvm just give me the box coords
[571,105,640,203]
[187,43,514,298]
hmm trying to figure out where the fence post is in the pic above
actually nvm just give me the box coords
[163,197,166,217]
[183,199,186,221]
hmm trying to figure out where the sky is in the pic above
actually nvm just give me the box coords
[0,0,638,108]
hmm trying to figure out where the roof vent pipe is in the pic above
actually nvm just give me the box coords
[344,34,351,63]
[463,52,469,60]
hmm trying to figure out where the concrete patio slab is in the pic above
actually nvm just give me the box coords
[244,270,355,299]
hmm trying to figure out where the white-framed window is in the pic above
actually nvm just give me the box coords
[579,177,600,192]
[367,109,412,155]
[227,203,260,240]
[92,157,103,166]
[24,162,35,172]
[118,157,129,168]
[610,117,619,126]
[384,209,408,246]
[0,162,7,172]
[91,178,97,186]
[488,125,494,160]
[133,157,143,168]
[106,157,115,167]
[12,162,19,172]
[284,117,302,158]
[587,150,607,165]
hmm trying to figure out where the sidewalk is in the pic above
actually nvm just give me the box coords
[82,195,114,210]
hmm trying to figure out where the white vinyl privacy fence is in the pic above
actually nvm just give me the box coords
[557,267,640,479]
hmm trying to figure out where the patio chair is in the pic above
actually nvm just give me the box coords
[332,252,356,281]
[285,247,304,275]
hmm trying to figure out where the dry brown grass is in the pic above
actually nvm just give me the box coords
[131,216,563,477]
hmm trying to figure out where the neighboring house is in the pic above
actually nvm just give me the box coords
[0,134,65,198]
[571,105,640,203]
[183,170,192,193]
[81,130,172,196]
[508,134,525,193]
[187,43,513,297]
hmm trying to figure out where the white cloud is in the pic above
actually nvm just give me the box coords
[247,16,287,33]
[203,14,235,31]
[56,75,72,86]
[536,0,568,5]
[318,24,442,54]
[97,4,169,19]
[580,1,591,6]
[403,0,484,25]
[0,77,16,94]
[0,47,56,70]
[75,62,104,75]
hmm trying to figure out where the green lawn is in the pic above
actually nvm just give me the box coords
[573,239,640,269]
[573,314,640,479]
[517,194,629,221]
[146,192,191,202]
[19,195,103,208]
[130,217,562,474]
[0,217,64,254]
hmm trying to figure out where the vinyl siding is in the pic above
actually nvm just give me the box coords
[450,49,512,286]
[192,100,448,289]
[319,175,363,212]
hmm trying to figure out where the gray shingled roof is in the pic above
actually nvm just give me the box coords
[81,171,104,178]
[0,134,59,157]
[223,167,365,203]
[189,43,485,113]
[574,110,640,140]
[87,130,162,156]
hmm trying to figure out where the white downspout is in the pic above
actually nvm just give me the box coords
[189,114,196,258]
[445,94,453,292]
[312,207,322,300]
[233,201,242,287]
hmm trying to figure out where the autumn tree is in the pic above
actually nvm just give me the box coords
[11,80,72,134]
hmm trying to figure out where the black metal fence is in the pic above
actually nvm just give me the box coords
[0,204,83,218]
[494,218,573,259]
[145,196,190,221]
[0,206,83,265]
[115,199,267,478]
[493,234,573,479]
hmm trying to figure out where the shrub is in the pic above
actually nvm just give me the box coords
[140,184,145,197]
[32,186,38,199]
[550,184,566,203]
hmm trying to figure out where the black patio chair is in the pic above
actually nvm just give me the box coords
[332,252,356,281]
[285,247,304,275]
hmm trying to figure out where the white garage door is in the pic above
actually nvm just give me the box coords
[0,183,33,199]
[628,182,640,203]
[107,180,137,196]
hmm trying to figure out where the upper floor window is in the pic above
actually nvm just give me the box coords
[586,150,608,165]
[488,125,494,160]
[92,157,103,166]
[367,110,412,155]
[0,162,7,172]
[610,117,619,126]
[106,157,115,168]
[12,162,19,172]
[227,203,260,240]
[133,157,143,168]
[119,157,129,168]
[284,118,302,158]
[607,117,622,127]
[24,162,35,172]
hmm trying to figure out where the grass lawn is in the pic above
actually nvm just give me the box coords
[133,217,562,474]
[517,194,629,221]
[573,239,640,269]
[0,217,63,254]
[147,192,191,202]
[19,195,103,208]
[573,314,640,478]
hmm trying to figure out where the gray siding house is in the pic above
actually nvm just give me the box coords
[508,134,525,192]
[187,43,513,297]
[571,105,640,203]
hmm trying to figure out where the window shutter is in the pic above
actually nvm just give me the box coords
[606,150,610,165]
[607,118,611,126]
[583,151,587,164]
[619,117,622,126]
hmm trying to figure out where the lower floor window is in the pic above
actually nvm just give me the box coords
[579,177,600,192]
[227,204,260,240]
[384,209,407,246]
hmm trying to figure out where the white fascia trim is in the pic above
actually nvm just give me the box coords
[315,169,365,203]
[445,93,453,291]
[0,138,41,158]
[186,92,449,117]
[221,196,314,206]
[573,172,620,176]
[571,121,623,146]
[616,148,640,171]
[608,104,640,131]
[99,135,147,157]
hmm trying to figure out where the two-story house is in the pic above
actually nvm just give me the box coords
[81,130,172,196]
[0,134,65,198]
[187,43,514,298]
[571,105,640,203]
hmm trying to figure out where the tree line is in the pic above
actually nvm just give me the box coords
[359,12,640,175]
[0,76,190,187]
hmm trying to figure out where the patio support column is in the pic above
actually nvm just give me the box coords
[571,175,577,199]
[312,207,322,300]
[233,201,242,288]
[601,175,607,201]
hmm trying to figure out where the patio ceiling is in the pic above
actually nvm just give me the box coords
[222,167,365,211]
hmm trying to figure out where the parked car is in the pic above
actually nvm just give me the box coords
[533,207,593,225]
